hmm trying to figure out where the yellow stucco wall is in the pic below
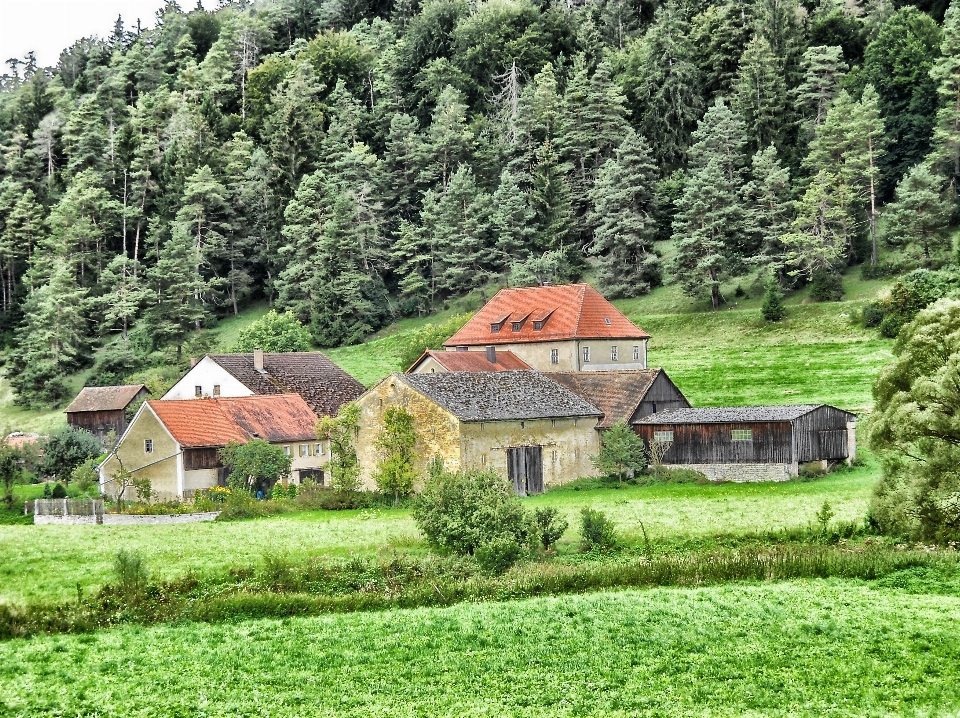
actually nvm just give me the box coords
[459,417,600,487]
[408,355,448,374]
[99,407,180,501]
[356,378,462,490]
[448,339,648,372]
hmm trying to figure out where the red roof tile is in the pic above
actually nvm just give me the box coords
[147,395,317,448]
[406,349,532,373]
[444,284,649,347]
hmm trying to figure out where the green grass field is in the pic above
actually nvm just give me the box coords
[3,580,958,717]
[0,464,877,606]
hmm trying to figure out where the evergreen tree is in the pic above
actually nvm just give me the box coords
[691,0,755,99]
[530,140,573,254]
[882,163,952,262]
[264,59,327,188]
[929,0,960,194]
[742,145,793,281]
[0,189,44,311]
[733,35,789,152]
[491,169,535,271]
[99,255,149,343]
[782,169,857,277]
[424,85,473,190]
[761,280,786,321]
[383,112,429,222]
[588,130,660,298]
[794,45,848,140]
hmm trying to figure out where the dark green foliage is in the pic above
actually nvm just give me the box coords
[219,439,293,494]
[0,445,20,510]
[412,469,533,566]
[579,507,619,551]
[39,427,101,481]
[761,282,786,321]
[809,269,844,302]
[532,507,568,550]
[875,267,960,337]
[50,483,67,499]
[396,314,472,369]
[233,310,312,352]
[861,302,885,328]
[591,420,648,483]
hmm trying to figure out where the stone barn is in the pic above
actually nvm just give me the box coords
[635,404,857,482]
[65,384,150,443]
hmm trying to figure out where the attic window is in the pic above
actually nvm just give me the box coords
[533,321,544,331]
[144,439,154,454]
[195,385,202,397]
[511,321,523,332]
[213,385,221,397]
[604,318,612,326]
[491,323,502,333]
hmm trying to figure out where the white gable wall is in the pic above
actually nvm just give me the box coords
[163,357,254,400]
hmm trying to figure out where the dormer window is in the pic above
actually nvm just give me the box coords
[491,323,501,333]
[490,314,510,334]
[533,321,544,331]
[511,321,522,332]
[604,318,612,326]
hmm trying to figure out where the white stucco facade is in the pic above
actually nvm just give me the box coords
[163,357,254,400]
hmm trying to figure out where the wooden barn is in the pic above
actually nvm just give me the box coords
[64,385,150,443]
[635,404,857,482]
[548,369,689,428]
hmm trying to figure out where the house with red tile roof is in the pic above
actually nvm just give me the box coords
[98,394,328,500]
[406,347,532,374]
[443,283,651,372]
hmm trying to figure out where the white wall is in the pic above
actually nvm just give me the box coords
[163,357,254,400]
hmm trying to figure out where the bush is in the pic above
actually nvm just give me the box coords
[396,313,473,370]
[474,536,525,574]
[114,549,149,603]
[875,268,960,338]
[861,302,885,328]
[88,345,144,387]
[580,508,619,551]
[39,427,102,481]
[412,469,533,567]
[639,467,708,485]
[878,313,909,339]
[233,310,312,353]
[50,483,67,499]
[809,269,844,302]
[532,507,569,550]
[761,282,786,321]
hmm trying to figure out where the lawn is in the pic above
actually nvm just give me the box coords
[0,464,877,606]
[2,580,958,717]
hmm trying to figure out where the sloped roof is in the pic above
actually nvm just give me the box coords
[444,284,650,347]
[635,405,855,425]
[407,349,532,373]
[398,371,601,422]
[146,395,317,448]
[549,370,665,428]
[207,352,364,417]
[65,385,148,413]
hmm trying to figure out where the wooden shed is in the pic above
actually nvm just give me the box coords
[64,385,150,442]
[635,404,857,482]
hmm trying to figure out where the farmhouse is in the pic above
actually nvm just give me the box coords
[65,384,150,443]
[635,405,858,482]
[356,371,602,495]
[407,347,531,373]
[548,369,690,428]
[162,349,364,417]
[443,283,651,372]
[98,394,327,501]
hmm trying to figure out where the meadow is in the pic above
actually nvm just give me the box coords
[0,465,877,606]
[3,580,959,717]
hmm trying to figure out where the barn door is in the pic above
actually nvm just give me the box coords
[506,446,544,496]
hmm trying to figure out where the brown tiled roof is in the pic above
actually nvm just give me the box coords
[407,349,532,373]
[444,284,650,347]
[65,385,148,413]
[207,352,364,417]
[398,371,601,422]
[147,395,317,448]
[549,370,665,428]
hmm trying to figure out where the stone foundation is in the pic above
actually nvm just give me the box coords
[34,514,99,525]
[102,511,220,525]
[674,463,797,483]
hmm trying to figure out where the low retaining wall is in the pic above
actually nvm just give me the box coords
[673,462,797,483]
[34,514,100,525]
[102,512,220,525]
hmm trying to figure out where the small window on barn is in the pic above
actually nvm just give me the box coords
[732,429,753,442]
[583,346,590,363]
[213,385,221,397]
[144,439,154,454]
[300,444,309,457]
[633,345,640,361]
[653,430,674,443]
[550,349,559,364]
[195,385,202,397]
[552,450,557,461]
[481,453,487,465]
[611,346,618,362]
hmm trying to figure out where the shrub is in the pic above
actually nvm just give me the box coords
[39,427,101,481]
[233,310,312,353]
[580,508,619,551]
[396,313,473,370]
[474,536,525,574]
[639,467,708,485]
[761,282,786,321]
[412,469,533,566]
[50,483,67,499]
[114,549,149,603]
[220,439,292,494]
[532,507,568,550]
[809,269,844,302]
[861,302,885,328]
[373,406,418,505]
[591,421,647,483]
[317,403,361,493]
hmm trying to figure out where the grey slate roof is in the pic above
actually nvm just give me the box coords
[65,385,148,413]
[208,352,365,418]
[399,370,602,422]
[635,405,853,424]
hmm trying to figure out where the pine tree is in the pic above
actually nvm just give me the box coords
[384,112,429,222]
[99,255,149,343]
[761,281,786,321]
[742,145,793,281]
[424,85,473,190]
[882,163,952,263]
[512,63,561,180]
[530,140,573,253]
[588,129,660,298]
[491,169,535,272]
[691,0,755,99]
[144,228,207,362]
[733,35,789,152]
[930,0,960,194]
[782,169,857,277]
[264,59,327,188]
[846,85,887,265]
[794,45,848,140]
[0,188,44,309]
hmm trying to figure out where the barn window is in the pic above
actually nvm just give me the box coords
[611,346,618,361]
[732,429,753,442]
[552,450,557,461]
[213,385,221,397]
[550,349,559,364]
[633,346,640,361]
[653,431,674,443]
[144,439,154,454]
[582,346,590,363]
[299,444,309,457]
[195,385,202,397]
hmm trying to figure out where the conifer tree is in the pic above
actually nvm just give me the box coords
[530,140,573,254]
[0,188,44,307]
[491,169,535,270]
[384,112,429,222]
[424,85,473,190]
[691,0,755,99]
[588,130,660,298]
[782,169,857,277]
[742,145,793,281]
[794,45,848,139]
[99,255,148,343]
[930,0,960,194]
[761,280,786,321]
[733,35,789,152]
[882,163,952,262]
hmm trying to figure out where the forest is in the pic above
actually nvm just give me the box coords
[0,0,955,408]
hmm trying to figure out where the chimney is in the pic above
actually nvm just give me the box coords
[189,357,198,368]
[486,345,497,364]
[253,347,264,372]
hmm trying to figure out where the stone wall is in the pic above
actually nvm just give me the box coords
[102,512,220,525]
[675,462,797,483]
[34,514,99,525]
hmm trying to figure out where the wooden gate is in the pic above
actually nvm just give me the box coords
[506,446,544,496]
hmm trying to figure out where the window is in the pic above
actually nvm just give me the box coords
[604,318,612,325]
[299,444,309,457]
[633,345,640,361]
[552,450,557,461]
[213,384,221,397]
[653,430,674,443]
[550,349,559,365]
[283,445,291,456]
[481,453,487,465]
[533,321,544,331]
[491,323,501,333]
[511,321,522,332]
[195,385,202,397]
[732,429,753,442]
[611,346,618,362]
[315,443,323,456]
[520,421,525,429]
[144,439,154,454]
[582,346,591,363]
